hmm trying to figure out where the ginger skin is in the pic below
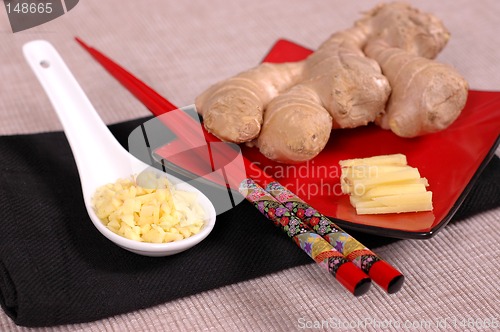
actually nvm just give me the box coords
[256,27,391,162]
[195,62,303,143]
[196,2,468,162]
[359,3,469,137]
[197,22,392,163]
[365,40,468,137]
[256,85,334,162]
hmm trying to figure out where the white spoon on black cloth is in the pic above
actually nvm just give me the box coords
[23,40,216,256]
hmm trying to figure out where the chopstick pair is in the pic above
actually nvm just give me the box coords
[240,179,371,295]
[239,179,403,294]
[264,182,404,293]
[75,37,404,295]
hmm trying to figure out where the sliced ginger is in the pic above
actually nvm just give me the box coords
[339,153,407,167]
[340,154,433,215]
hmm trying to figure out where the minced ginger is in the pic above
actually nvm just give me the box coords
[92,174,205,243]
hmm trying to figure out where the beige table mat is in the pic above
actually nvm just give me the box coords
[1,0,499,331]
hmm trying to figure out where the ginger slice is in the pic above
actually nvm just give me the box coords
[340,154,433,215]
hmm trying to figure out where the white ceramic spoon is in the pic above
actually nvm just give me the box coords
[23,40,216,256]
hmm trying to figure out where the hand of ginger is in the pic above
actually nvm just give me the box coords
[195,2,468,163]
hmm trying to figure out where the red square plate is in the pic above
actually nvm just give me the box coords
[239,39,500,239]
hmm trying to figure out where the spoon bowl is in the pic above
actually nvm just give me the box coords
[23,40,216,256]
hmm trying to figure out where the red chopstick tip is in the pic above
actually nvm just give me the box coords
[368,260,405,294]
[74,37,91,50]
[336,262,371,296]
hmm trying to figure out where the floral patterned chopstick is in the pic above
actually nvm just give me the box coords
[240,179,371,296]
[265,182,404,294]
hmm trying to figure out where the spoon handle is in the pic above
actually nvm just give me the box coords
[23,40,132,196]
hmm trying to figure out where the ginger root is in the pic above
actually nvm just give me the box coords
[365,39,468,137]
[195,2,468,163]
[360,3,468,137]
[195,62,303,143]
[255,27,391,162]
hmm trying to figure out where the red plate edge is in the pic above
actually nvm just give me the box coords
[239,39,500,239]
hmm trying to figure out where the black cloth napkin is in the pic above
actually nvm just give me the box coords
[0,117,498,327]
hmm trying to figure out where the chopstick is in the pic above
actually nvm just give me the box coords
[75,37,404,294]
[266,182,405,293]
[240,179,371,296]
